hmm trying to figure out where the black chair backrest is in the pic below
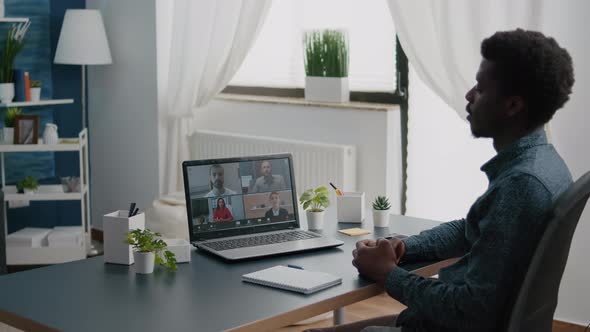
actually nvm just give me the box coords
[506,171,590,332]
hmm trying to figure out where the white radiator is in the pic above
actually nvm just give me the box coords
[189,130,356,197]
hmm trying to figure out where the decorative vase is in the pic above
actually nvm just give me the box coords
[42,123,59,145]
[304,76,349,103]
[133,251,155,274]
[0,83,15,103]
[372,209,390,227]
[0,127,13,144]
[306,210,325,231]
[30,87,41,102]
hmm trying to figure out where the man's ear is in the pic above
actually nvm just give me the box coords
[505,96,526,117]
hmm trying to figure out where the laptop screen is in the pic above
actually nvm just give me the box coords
[182,154,300,240]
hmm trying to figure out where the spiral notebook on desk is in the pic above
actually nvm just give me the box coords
[242,265,342,295]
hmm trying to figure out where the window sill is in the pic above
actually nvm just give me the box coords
[215,93,400,112]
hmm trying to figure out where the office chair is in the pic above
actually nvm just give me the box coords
[505,171,590,332]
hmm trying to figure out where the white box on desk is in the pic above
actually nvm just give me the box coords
[103,210,145,265]
[337,192,365,223]
[163,238,191,263]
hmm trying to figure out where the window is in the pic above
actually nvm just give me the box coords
[229,0,400,94]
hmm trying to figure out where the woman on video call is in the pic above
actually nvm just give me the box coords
[264,192,289,222]
[213,197,233,222]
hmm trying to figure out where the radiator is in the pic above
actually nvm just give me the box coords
[189,130,356,197]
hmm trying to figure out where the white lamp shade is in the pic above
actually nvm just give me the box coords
[54,9,112,65]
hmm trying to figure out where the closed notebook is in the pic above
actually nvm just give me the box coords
[242,265,342,295]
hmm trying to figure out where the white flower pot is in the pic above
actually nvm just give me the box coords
[305,76,349,103]
[30,87,41,102]
[0,83,14,103]
[372,209,390,228]
[306,210,325,231]
[134,251,155,274]
[0,127,13,144]
[23,188,37,194]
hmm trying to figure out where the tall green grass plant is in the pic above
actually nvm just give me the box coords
[303,29,348,78]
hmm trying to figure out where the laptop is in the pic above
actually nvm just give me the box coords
[182,153,343,260]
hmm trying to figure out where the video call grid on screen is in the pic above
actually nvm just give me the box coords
[186,157,297,235]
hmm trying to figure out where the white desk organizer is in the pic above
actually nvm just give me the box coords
[337,192,366,223]
[103,210,145,265]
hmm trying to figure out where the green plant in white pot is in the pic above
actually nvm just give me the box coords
[30,80,42,102]
[372,195,391,227]
[0,22,29,103]
[303,29,349,103]
[299,186,330,230]
[17,175,38,194]
[126,229,177,274]
[1,107,21,144]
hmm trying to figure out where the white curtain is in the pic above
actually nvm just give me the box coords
[387,1,547,220]
[162,0,271,193]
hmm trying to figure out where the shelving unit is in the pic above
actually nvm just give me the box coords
[0,18,29,23]
[0,129,90,265]
[0,99,73,107]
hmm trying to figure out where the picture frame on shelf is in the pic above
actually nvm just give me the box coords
[14,115,39,144]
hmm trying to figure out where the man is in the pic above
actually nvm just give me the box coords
[251,160,287,193]
[318,29,575,332]
[205,164,237,197]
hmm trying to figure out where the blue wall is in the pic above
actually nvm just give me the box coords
[5,0,85,233]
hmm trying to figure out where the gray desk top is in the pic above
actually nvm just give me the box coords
[0,213,440,332]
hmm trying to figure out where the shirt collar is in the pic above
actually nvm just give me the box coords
[481,128,548,181]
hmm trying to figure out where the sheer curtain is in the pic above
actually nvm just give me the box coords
[160,0,271,193]
[387,0,546,219]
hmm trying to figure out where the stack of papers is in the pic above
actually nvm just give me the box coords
[6,227,52,247]
[48,226,85,248]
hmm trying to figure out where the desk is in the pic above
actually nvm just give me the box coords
[0,213,453,332]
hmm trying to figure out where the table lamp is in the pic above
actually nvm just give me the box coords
[54,9,112,129]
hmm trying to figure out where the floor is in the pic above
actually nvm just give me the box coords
[278,293,406,332]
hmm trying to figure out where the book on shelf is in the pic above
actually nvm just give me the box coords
[13,69,27,102]
[24,71,30,101]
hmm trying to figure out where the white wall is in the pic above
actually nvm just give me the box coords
[543,0,590,325]
[87,0,159,229]
[192,99,403,213]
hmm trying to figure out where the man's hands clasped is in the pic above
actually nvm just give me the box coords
[352,237,406,286]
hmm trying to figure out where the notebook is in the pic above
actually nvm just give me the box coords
[242,265,342,295]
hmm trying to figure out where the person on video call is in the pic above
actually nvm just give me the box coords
[212,197,233,222]
[264,191,289,222]
[307,29,575,332]
[251,160,287,193]
[205,164,237,197]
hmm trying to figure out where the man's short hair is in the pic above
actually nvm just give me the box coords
[210,164,223,174]
[481,29,574,128]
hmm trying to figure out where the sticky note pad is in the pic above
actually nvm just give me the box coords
[338,228,371,236]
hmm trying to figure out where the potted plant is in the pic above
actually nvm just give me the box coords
[30,80,41,101]
[372,195,391,227]
[299,186,330,230]
[0,22,29,103]
[1,106,21,144]
[17,175,38,194]
[125,228,177,274]
[303,29,349,103]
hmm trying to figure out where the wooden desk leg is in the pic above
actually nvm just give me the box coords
[333,307,346,325]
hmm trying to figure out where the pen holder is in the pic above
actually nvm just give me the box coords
[337,192,365,223]
[103,210,145,265]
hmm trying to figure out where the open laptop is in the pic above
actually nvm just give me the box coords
[182,153,343,260]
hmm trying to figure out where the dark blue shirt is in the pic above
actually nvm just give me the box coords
[386,129,572,331]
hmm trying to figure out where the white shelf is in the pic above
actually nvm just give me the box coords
[0,18,29,23]
[0,138,82,152]
[6,245,86,265]
[3,184,88,201]
[0,99,74,107]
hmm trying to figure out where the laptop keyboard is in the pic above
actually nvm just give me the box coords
[201,231,320,251]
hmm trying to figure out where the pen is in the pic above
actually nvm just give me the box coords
[287,264,304,270]
[128,202,136,217]
[329,182,343,196]
[132,207,139,217]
